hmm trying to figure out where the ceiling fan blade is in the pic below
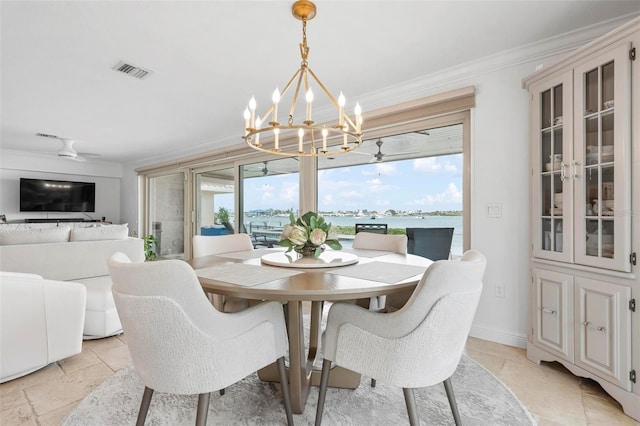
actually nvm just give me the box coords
[78,152,102,159]
[384,151,421,158]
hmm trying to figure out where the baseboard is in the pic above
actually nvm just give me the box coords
[469,324,528,349]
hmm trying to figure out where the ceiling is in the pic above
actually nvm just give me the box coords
[1,1,639,166]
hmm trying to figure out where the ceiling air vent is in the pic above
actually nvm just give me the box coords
[112,61,152,79]
[36,132,59,139]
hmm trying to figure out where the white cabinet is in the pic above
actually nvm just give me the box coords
[524,17,639,422]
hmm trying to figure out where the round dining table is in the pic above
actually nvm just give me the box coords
[189,248,432,414]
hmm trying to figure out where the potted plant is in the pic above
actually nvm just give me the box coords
[216,207,230,225]
[143,234,158,261]
[279,211,342,258]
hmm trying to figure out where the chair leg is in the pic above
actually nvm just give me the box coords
[276,357,294,426]
[195,393,210,426]
[315,359,332,426]
[136,386,154,426]
[403,387,419,426]
[443,377,462,426]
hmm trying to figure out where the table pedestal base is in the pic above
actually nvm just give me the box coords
[257,300,361,414]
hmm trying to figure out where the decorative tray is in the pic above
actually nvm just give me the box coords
[261,251,359,269]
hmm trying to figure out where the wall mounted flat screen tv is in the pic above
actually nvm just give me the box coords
[20,178,96,212]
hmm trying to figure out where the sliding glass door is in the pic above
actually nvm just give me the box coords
[239,157,299,240]
[146,172,185,259]
[193,166,235,236]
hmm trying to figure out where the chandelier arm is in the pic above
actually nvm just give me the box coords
[306,67,338,108]
[279,68,303,102]
[288,66,307,124]
[306,66,358,131]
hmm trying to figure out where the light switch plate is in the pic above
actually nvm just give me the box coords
[486,204,502,218]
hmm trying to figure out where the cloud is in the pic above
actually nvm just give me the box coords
[323,193,334,206]
[367,178,382,185]
[408,182,462,206]
[375,163,396,176]
[444,162,458,172]
[340,190,364,199]
[279,183,299,202]
[413,157,459,174]
[412,157,441,173]
[257,183,275,201]
[361,163,396,176]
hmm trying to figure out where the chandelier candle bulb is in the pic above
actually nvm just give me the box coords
[343,123,348,149]
[322,127,328,152]
[274,128,280,151]
[254,117,262,146]
[272,88,280,124]
[243,108,250,136]
[249,96,256,128]
[354,102,362,133]
[298,128,304,153]
[338,92,345,126]
[306,89,313,122]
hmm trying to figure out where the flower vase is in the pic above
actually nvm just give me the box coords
[295,245,322,258]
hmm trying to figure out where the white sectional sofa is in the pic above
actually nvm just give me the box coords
[0,224,144,338]
[1,272,86,383]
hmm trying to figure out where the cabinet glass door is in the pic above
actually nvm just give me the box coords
[574,44,631,272]
[532,73,572,262]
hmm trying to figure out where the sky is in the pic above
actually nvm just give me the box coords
[238,153,463,213]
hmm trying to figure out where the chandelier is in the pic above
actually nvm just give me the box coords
[243,0,363,157]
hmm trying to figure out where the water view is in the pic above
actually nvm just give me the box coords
[243,214,463,255]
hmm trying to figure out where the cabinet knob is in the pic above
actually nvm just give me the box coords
[541,308,556,315]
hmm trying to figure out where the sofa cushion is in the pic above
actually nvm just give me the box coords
[0,237,144,281]
[0,226,70,246]
[70,224,128,242]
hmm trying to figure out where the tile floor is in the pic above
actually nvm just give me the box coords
[1,335,638,425]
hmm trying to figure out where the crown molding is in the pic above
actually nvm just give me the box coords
[361,12,640,112]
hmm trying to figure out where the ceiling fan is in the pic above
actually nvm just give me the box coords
[368,139,421,163]
[36,133,102,161]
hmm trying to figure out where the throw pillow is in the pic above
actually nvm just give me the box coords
[0,226,71,245]
[69,224,129,242]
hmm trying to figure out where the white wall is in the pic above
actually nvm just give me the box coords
[0,150,123,224]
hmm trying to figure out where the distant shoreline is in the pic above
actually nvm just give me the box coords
[246,211,463,218]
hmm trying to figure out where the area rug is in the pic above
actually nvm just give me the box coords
[62,353,535,425]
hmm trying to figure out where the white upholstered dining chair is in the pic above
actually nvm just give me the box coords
[108,252,293,426]
[352,232,408,311]
[315,250,486,426]
[192,234,254,312]
[192,233,254,258]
